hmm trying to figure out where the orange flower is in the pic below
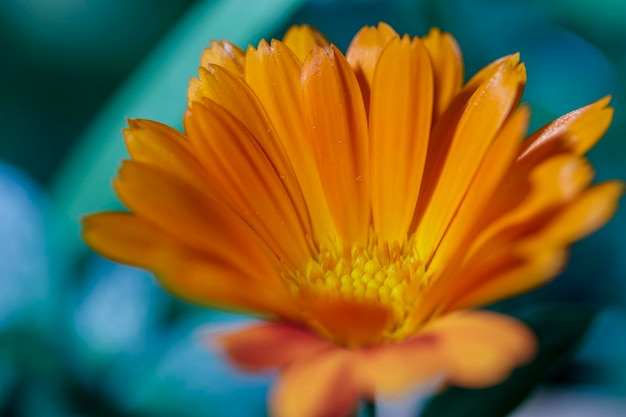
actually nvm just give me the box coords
[83,23,622,417]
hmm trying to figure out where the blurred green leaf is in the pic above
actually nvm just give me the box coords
[51,0,304,264]
[421,306,597,417]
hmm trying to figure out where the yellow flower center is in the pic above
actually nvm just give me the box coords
[287,235,432,336]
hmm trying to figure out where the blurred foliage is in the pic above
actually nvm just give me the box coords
[0,0,198,185]
[1,0,625,416]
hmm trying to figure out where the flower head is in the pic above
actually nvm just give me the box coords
[83,23,622,417]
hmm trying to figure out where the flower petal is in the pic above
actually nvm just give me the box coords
[422,28,464,121]
[82,213,296,316]
[424,311,536,388]
[305,298,392,347]
[518,96,613,166]
[155,247,297,317]
[271,349,358,417]
[369,35,434,243]
[444,249,567,311]
[244,39,336,245]
[414,55,526,260]
[112,160,292,279]
[184,99,312,269]
[435,181,622,312]
[219,322,333,371]
[199,40,245,77]
[83,211,170,270]
[345,22,398,105]
[429,106,529,272]
[123,119,207,190]
[187,64,314,245]
[518,181,624,251]
[468,154,595,259]
[282,24,330,62]
[354,335,443,397]
[302,45,370,244]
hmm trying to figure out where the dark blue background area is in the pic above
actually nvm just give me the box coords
[1,0,624,416]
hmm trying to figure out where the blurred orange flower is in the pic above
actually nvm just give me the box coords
[83,23,622,417]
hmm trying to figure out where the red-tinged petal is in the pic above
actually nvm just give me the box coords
[244,39,336,245]
[345,22,398,105]
[414,55,526,260]
[282,24,330,62]
[423,311,536,388]
[302,45,371,244]
[199,40,245,77]
[271,349,359,417]
[369,35,434,243]
[219,322,333,371]
[354,335,443,397]
[518,96,613,167]
[422,28,464,121]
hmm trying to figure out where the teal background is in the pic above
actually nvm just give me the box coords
[1,0,625,415]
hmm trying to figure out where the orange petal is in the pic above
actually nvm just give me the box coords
[369,35,434,243]
[187,64,313,243]
[123,119,207,191]
[415,55,526,260]
[346,23,398,87]
[155,247,297,317]
[82,213,295,316]
[244,39,336,245]
[429,106,529,272]
[408,54,522,238]
[345,22,398,106]
[412,245,521,327]
[187,64,286,171]
[282,24,330,62]
[184,99,312,269]
[518,96,613,167]
[112,160,279,270]
[305,298,392,347]
[421,28,464,120]
[271,349,359,417]
[218,322,334,371]
[444,250,567,311]
[518,181,624,251]
[423,311,536,388]
[83,211,171,270]
[199,40,245,77]
[302,45,371,244]
[354,334,443,397]
[467,154,594,259]
[436,181,622,313]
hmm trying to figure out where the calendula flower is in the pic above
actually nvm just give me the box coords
[83,23,622,417]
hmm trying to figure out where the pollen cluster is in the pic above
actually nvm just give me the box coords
[288,236,429,310]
